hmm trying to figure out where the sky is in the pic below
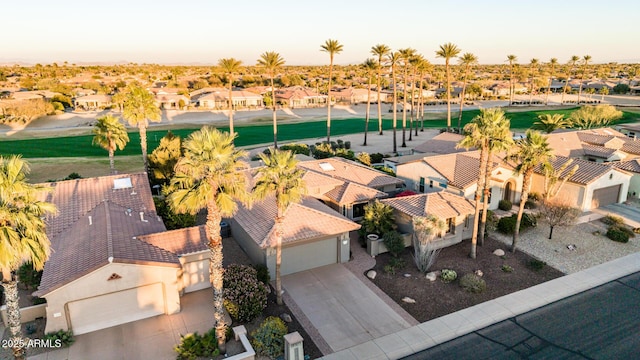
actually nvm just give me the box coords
[3,0,639,66]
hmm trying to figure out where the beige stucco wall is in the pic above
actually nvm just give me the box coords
[628,174,640,198]
[228,219,265,266]
[391,209,474,251]
[179,251,211,293]
[42,263,181,334]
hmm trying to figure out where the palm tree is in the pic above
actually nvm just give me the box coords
[506,55,518,105]
[167,127,250,355]
[253,149,306,305]
[92,115,129,174]
[506,130,553,253]
[362,58,377,146]
[436,43,461,131]
[416,58,432,132]
[410,54,424,138]
[531,113,571,133]
[218,58,243,141]
[457,53,479,132]
[257,52,285,148]
[387,51,402,153]
[528,58,539,104]
[561,55,580,105]
[545,58,558,105]
[577,55,592,105]
[122,83,161,172]
[399,48,416,147]
[371,44,391,135]
[320,39,343,142]
[0,156,56,360]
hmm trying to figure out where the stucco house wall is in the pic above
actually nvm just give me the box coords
[391,208,473,250]
[228,219,265,266]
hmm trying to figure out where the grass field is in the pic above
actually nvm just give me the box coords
[1,108,639,159]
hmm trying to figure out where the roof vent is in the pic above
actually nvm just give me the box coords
[319,162,335,171]
[113,177,132,189]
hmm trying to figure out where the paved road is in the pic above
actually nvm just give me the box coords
[282,264,412,353]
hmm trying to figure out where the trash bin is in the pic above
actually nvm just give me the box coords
[220,221,230,238]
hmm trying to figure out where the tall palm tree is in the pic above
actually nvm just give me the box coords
[122,83,161,172]
[92,114,129,174]
[577,55,592,105]
[320,39,343,142]
[387,51,401,153]
[531,113,571,133]
[506,130,553,253]
[436,43,461,131]
[371,44,391,135]
[561,55,580,105]
[528,58,539,104]
[0,156,56,360]
[399,48,416,147]
[545,58,558,105]
[218,58,243,141]
[410,54,424,138]
[457,53,479,132]
[506,55,518,106]
[362,58,377,146]
[168,127,250,355]
[257,52,285,148]
[253,149,306,305]
[416,58,432,132]
[478,109,513,246]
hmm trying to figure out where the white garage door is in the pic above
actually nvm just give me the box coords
[67,283,165,335]
[281,238,338,276]
[183,259,211,293]
[592,185,621,209]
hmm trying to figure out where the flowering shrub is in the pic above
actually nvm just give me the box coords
[223,264,267,322]
[250,316,288,358]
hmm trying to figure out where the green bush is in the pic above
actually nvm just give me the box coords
[524,199,537,209]
[372,165,396,177]
[153,197,196,230]
[383,264,396,275]
[502,265,514,273]
[250,317,288,358]
[441,269,457,283]
[174,328,219,360]
[17,262,42,290]
[601,214,624,226]
[370,152,384,164]
[223,265,268,322]
[459,273,486,293]
[528,259,547,271]
[497,213,536,234]
[279,143,310,155]
[606,226,630,243]
[253,264,271,285]
[528,192,541,201]
[383,231,405,258]
[44,330,75,347]
[498,199,512,211]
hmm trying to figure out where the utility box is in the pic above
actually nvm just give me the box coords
[284,331,304,360]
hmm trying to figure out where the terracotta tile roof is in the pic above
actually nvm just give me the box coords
[232,196,360,249]
[423,152,503,190]
[274,86,325,100]
[413,132,468,154]
[381,192,475,219]
[324,182,387,205]
[137,226,208,256]
[613,159,640,173]
[546,131,586,158]
[298,157,403,189]
[533,156,615,185]
[301,170,343,189]
[582,144,617,158]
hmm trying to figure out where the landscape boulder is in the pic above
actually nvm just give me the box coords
[493,249,505,257]
[366,270,377,280]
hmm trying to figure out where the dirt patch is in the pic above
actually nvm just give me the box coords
[369,236,564,323]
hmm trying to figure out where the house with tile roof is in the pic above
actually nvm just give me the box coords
[73,94,112,110]
[381,192,475,250]
[228,195,360,278]
[33,173,212,335]
[394,151,523,210]
[274,86,327,108]
[197,90,264,110]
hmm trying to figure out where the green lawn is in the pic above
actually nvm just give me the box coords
[1,108,638,158]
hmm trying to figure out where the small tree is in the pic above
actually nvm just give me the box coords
[148,131,182,187]
[361,200,396,236]
[412,215,446,273]
[569,105,623,129]
[538,198,580,239]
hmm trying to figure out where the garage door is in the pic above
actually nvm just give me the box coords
[183,259,211,293]
[67,283,165,335]
[592,185,621,209]
[281,238,338,276]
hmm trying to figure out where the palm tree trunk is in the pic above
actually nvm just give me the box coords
[411,67,417,138]
[1,270,26,360]
[108,148,115,175]
[205,200,227,354]
[401,66,408,147]
[364,74,371,146]
[509,64,514,106]
[139,123,148,172]
[419,71,425,132]
[470,146,487,259]
[275,209,284,305]
[479,151,493,246]
[548,225,554,239]
[529,71,534,105]
[271,76,278,148]
[458,64,470,133]
[228,81,235,140]
[545,66,554,106]
[392,68,397,153]
[445,60,452,131]
[512,171,532,253]
[327,62,333,142]
[377,65,383,135]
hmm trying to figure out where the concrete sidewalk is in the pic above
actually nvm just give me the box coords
[282,264,413,354]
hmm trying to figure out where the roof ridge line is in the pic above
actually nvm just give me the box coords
[104,200,113,262]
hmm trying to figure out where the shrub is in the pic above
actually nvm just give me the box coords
[174,328,219,360]
[502,265,514,273]
[372,165,396,177]
[153,197,196,230]
[441,269,457,283]
[606,226,630,243]
[383,264,396,275]
[485,210,498,232]
[388,257,405,270]
[459,274,486,293]
[528,192,541,201]
[383,231,405,258]
[279,143,309,155]
[361,201,396,237]
[335,148,355,160]
[44,329,75,347]
[524,199,537,209]
[370,152,384,164]
[250,316,288,359]
[528,259,547,271]
[496,213,536,234]
[601,214,624,226]
[613,225,635,238]
[17,262,42,290]
[223,264,268,322]
[498,199,512,211]
[634,227,640,234]
[356,152,371,166]
[345,141,351,149]
[253,264,271,285]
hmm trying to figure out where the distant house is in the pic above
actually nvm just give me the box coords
[72,88,96,97]
[74,94,112,110]
[413,132,468,155]
[333,87,388,104]
[155,93,190,109]
[274,86,327,108]
[10,90,59,101]
[197,90,264,110]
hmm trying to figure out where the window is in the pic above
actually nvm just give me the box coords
[419,177,425,192]
[429,180,433,188]
[353,203,366,219]
[446,218,455,234]
[439,182,448,189]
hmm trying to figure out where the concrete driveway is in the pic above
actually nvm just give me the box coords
[282,264,412,353]
[28,289,215,360]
